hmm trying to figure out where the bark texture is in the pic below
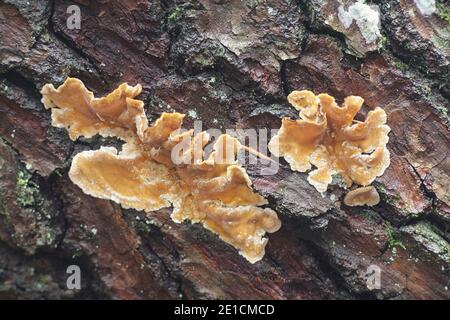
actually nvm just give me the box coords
[0,0,449,299]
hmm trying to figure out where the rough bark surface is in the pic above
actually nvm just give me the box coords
[0,0,449,299]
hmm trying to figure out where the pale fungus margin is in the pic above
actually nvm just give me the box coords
[269,90,391,206]
[41,77,281,263]
[343,186,380,207]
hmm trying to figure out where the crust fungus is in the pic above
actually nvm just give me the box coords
[41,78,281,263]
[269,90,390,205]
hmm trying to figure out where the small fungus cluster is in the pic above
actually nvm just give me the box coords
[269,90,390,206]
[41,78,281,263]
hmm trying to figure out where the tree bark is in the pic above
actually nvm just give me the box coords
[0,0,448,299]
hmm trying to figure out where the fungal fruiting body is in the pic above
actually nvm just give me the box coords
[41,78,281,263]
[269,90,390,204]
[343,186,380,207]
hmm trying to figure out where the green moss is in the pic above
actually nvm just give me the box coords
[378,34,388,50]
[386,222,406,251]
[436,2,450,25]
[391,58,409,71]
[16,170,39,207]
[168,5,182,22]
[36,229,56,247]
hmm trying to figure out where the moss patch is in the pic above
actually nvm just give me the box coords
[436,2,450,25]
[385,222,406,252]
[391,57,409,71]
[16,170,39,207]
[168,5,182,22]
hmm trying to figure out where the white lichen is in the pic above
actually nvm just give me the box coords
[338,1,381,44]
[338,6,353,29]
[188,110,198,119]
[414,0,436,16]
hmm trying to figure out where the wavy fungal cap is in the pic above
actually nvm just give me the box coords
[41,77,145,142]
[41,78,281,263]
[343,186,380,207]
[269,90,390,197]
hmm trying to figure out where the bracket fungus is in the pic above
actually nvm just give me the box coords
[269,90,390,205]
[41,78,281,263]
[343,186,380,207]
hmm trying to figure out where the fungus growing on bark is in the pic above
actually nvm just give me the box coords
[41,78,145,141]
[343,186,380,207]
[269,90,390,205]
[41,78,281,263]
